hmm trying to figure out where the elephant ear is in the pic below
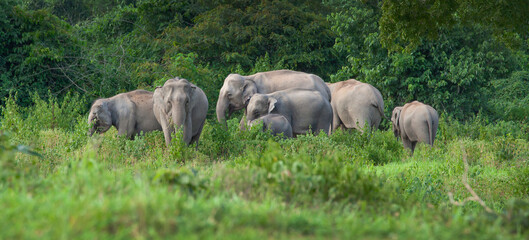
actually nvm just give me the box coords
[392,107,402,127]
[242,80,256,105]
[97,101,112,126]
[268,97,277,113]
[153,87,168,113]
[189,86,196,96]
[100,101,109,114]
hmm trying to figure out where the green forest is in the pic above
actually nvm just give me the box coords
[1,0,528,238]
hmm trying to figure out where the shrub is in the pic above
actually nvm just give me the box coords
[246,140,400,205]
[152,167,208,195]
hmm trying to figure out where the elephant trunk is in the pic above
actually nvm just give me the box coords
[87,113,95,136]
[171,105,187,142]
[216,92,229,123]
[88,127,95,137]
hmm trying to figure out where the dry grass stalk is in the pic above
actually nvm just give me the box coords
[448,145,494,213]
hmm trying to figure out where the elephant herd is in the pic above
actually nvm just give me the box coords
[88,70,439,154]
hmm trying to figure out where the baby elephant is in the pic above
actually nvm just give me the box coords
[246,89,333,136]
[153,77,208,146]
[88,90,162,139]
[248,114,293,138]
[391,101,439,154]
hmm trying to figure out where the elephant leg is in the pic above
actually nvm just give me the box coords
[117,119,134,139]
[190,121,205,150]
[332,108,341,132]
[411,141,417,155]
[401,135,413,152]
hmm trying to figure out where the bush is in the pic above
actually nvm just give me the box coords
[198,118,275,160]
[245,140,400,205]
[1,91,88,145]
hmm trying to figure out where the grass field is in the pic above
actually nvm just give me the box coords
[1,95,528,239]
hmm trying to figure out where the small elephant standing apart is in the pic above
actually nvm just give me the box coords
[216,70,331,124]
[391,101,439,154]
[246,89,333,136]
[88,90,162,138]
[327,79,386,132]
[248,114,293,138]
[153,77,208,146]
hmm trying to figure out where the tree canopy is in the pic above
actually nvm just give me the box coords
[378,0,529,51]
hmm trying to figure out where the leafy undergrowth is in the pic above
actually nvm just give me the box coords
[1,96,528,239]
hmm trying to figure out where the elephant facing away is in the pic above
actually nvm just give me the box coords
[391,101,439,154]
[216,70,331,124]
[88,90,162,139]
[248,114,293,138]
[246,89,333,136]
[153,77,208,146]
[327,79,387,132]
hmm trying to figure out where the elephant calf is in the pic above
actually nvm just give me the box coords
[88,90,162,139]
[248,114,293,138]
[391,101,439,154]
[246,89,333,136]
[327,79,386,133]
[153,77,208,146]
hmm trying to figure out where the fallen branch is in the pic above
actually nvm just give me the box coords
[448,145,494,213]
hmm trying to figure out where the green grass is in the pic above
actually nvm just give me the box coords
[1,95,528,239]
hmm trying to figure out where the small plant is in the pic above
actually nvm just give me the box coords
[168,129,194,163]
[152,167,208,195]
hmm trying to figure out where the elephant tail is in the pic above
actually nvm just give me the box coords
[427,112,434,146]
[372,102,389,121]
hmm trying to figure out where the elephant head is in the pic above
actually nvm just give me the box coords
[391,107,403,138]
[216,74,257,122]
[245,94,277,122]
[154,78,197,144]
[87,100,112,136]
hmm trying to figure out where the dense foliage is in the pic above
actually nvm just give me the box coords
[378,0,529,51]
[329,1,525,119]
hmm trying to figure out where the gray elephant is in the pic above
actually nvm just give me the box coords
[216,70,331,124]
[246,89,332,136]
[327,79,387,132]
[391,101,439,154]
[153,77,208,146]
[88,90,162,139]
[248,114,293,138]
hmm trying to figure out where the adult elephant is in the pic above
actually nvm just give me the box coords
[327,79,387,132]
[391,101,439,154]
[88,90,162,139]
[216,70,331,123]
[248,114,293,138]
[245,89,332,136]
[153,77,208,146]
